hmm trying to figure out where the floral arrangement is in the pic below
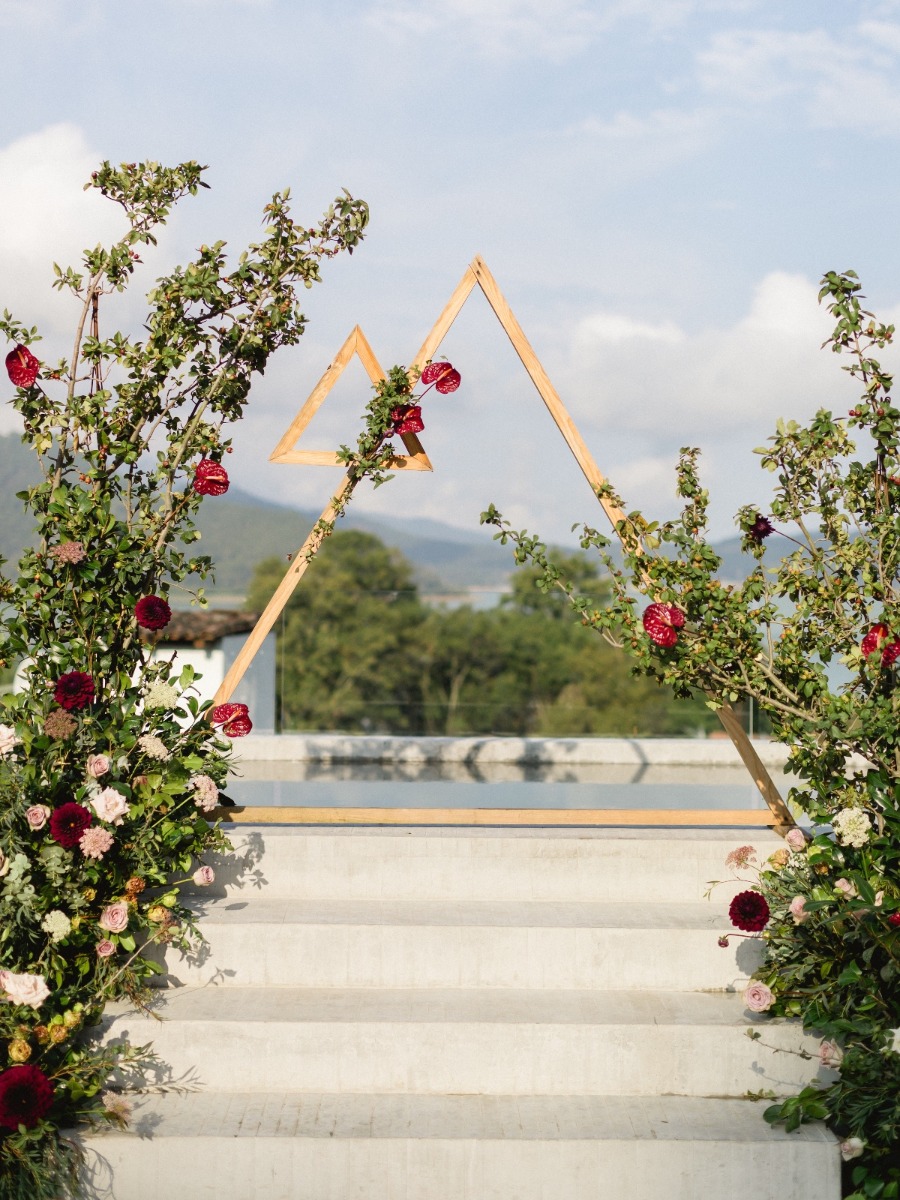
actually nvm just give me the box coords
[0,160,369,1198]
[482,271,900,1198]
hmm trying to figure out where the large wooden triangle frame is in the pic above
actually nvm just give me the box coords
[214,255,792,830]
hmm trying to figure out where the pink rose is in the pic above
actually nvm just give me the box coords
[743,981,774,1012]
[789,895,809,925]
[89,787,129,826]
[835,878,858,898]
[192,866,215,886]
[785,828,807,852]
[840,1137,864,1161]
[98,903,129,934]
[25,804,51,831]
[0,970,50,1009]
[86,753,110,778]
[819,1040,843,1068]
[95,940,116,958]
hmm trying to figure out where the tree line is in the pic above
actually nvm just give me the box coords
[246,530,721,737]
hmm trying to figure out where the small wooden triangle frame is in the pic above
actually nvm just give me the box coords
[214,255,792,830]
[269,324,432,472]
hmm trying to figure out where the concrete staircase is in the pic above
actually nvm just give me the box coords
[79,827,839,1199]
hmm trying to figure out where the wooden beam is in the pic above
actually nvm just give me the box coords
[212,806,780,827]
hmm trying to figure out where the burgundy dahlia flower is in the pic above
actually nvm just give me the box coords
[53,671,95,711]
[135,595,172,631]
[49,802,92,849]
[193,459,230,497]
[390,404,425,435]
[5,345,40,389]
[728,890,770,932]
[0,1064,54,1130]
[642,603,685,648]
[747,514,774,543]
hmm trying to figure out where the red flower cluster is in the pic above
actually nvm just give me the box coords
[642,603,685,648]
[193,459,230,497]
[861,623,900,667]
[49,803,92,849]
[0,1064,54,1130]
[390,404,424,436]
[728,890,770,932]
[53,671,95,711]
[210,702,253,737]
[5,345,39,389]
[421,361,461,393]
[135,595,172,630]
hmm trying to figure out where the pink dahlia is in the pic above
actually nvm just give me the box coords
[728,890,770,932]
[54,671,95,711]
[134,595,172,630]
[193,459,229,496]
[0,1064,54,1130]
[5,345,39,389]
[49,803,92,849]
[642,603,685,647]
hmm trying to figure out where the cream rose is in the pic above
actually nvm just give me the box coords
[90,787,130,826]
[0,969,50,1009]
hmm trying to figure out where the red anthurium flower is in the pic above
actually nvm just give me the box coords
[420,362,453,385]
[193,459,230,497]
[223,711,253,737]
[729,890,770,932]
[210,702,248,726]
[861,623,900,665]
[53,671,95,711]
[5,345,39,388]
[390,404,425,435]
[0,1064,54,1130]
[434,368,461,394]
[642,603,685,647]
[135,595,172,630]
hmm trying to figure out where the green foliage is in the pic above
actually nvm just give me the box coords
[0,159,367,1196]
[481,270,900,1195]
[248,534,716,736]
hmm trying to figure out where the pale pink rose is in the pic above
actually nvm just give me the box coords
[192,866,215,886]
[0,969,50,1009]
[840,1137,864,1161]
[743,981,774,1012]
[86,753,111,778]
[875,891,884,908]
[785,828,807,852]
[95,940,116,958]
[98,902,129,934]
[835,878,858,898]
[0,724,19,758]
[789,895,810,925]
[25,804,51,830]
[90,787,130,826]
[819,1040,843,1068]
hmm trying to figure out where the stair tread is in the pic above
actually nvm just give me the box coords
[81,1091,835,1144]
[107,986,783,1027]
[187,897,733,929]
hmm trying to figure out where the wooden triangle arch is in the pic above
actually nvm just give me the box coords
[270,324,432,472]
[214,255,792,830]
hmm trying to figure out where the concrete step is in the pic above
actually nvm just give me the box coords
[160,898,763,991]
[101,987,829,1097]
[77,1091,839,1200]
[210,826,782,903]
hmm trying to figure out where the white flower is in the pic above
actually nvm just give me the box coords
[90,787,130,826]
[840,1137,865,1161]
[889,1028,900,1056]
[0,724,19,758]
[41,910,72,943]
[0,969,50,1009]
[832,807,873,849]
[145,680,178,710]
[138,733,169,761]
[190,774,219,813]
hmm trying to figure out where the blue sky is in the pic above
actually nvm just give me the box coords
[2,0,900,546]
